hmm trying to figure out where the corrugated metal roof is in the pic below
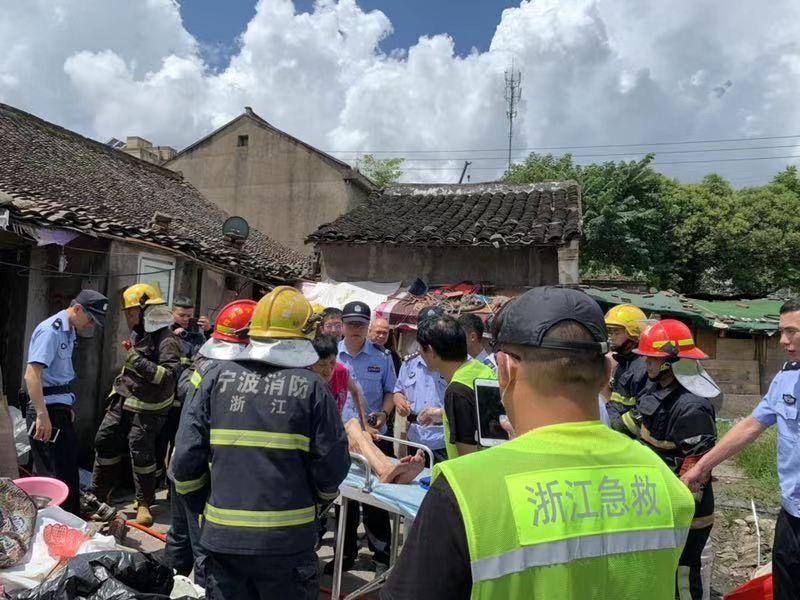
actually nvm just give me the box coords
[582,287,782,333]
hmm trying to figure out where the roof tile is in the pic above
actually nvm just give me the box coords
[307,182,582,247]
[0,103,307,282]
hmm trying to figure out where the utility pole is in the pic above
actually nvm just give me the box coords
[504,59,522,172]
[458,160,472,184]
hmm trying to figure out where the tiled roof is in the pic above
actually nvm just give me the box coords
[307,182,582,247]
[0,103,307,283]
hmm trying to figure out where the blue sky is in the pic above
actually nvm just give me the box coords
[180,0,519,68]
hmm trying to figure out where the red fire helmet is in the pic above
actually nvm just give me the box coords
[634,319,708,360]
[211,299,257,344]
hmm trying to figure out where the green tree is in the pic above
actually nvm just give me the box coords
[358,154,404,187]
[771,165,800,195]
[505,155,800,296]
[715,184,800,295]
[505,153,677,286]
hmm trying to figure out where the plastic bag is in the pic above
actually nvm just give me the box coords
[9,406,30,462]
[12,551,183,600]
[0,478,37,568]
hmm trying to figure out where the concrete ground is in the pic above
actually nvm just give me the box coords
[113,491,388,599]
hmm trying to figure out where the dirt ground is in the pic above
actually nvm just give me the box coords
[708,460,778,598]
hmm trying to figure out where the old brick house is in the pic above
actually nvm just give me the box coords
[307,182,583,288]
[165,107,375,254]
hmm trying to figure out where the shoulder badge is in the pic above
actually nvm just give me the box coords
[403,351,420,362]
[51,319,62,331]
[382,347,391,356]
[782,361,800,372]
[783,394,797,406]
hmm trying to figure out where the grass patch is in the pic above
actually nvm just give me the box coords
[717,421,781,506]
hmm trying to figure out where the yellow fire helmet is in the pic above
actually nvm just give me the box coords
[246,286,318,368]
[123,283,166,310]
[604,304,647,338]
[311,302,326,315]
[250,286,314,340]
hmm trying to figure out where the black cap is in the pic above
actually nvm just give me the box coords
[342,301,371,324]
[495,287,608,354]
[71,289,109,327]
[417,304,445,325]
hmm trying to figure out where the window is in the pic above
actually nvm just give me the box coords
[237,135,249,147]
[138,254,176,306]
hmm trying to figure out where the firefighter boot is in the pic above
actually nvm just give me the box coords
[136,504,154,527]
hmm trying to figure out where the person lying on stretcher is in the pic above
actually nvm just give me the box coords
[344,419,425,484]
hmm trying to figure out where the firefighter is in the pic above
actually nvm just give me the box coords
[90,283,183,526]
[603,303,650,435]
[164,299,256,587]
[171,287,350,600]
[632,319,719,600]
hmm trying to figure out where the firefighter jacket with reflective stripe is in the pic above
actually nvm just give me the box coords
[170,360,351,556]
[637,381,717,526]
[113,326,183,414]
[607,352,649,435]
[435,421,695,599]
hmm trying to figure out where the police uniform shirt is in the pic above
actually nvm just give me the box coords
[27,310,76,406]
[338,339,397,427]
[598,396,611,426]
[394,354,447,449]
[473,348,497,372]
[752,361,800,518]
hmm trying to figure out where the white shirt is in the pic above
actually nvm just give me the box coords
[472,348,497,372]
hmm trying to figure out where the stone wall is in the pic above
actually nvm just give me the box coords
[318,243,560,287]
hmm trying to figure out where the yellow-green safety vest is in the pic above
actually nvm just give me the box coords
[443,360,497,460]
[434,421,695,599]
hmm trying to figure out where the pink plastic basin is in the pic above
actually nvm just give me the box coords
[13,477,69,507]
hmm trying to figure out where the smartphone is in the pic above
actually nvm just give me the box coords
[28,421,61,443]
[188,317,200,334]
[474,378,509,447]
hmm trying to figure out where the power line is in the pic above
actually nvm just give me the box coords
[336,143,800,164]
[397,153,800,171]
[324,133,800,154]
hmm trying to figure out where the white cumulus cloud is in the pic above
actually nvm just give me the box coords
[1,0,800,185]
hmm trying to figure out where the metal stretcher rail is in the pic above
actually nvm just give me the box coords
[330,436,434,600]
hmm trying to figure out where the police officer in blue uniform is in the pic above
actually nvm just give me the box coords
[394,306,449,465]
[23,289,108,515]
[683,297,800,600]
[331,300,397,574]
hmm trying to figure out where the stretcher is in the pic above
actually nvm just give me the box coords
[330,435,433,600]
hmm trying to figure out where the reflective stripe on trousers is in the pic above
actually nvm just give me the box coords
[204,503,316,528]
[471,527,689,583]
